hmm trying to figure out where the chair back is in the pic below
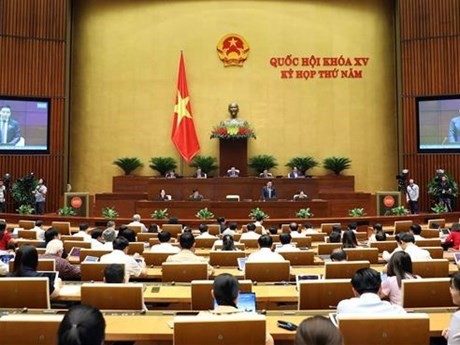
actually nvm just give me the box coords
[16,239,42,247]
[191,279,252,310]
[137,232,157,242]
[337,314,429,345]
[324,261,370,279]
[214,243,245,251]
[18,220,35,230]
[369,241,398,253]
[80,262,111,281]
[427,218,446,229]
[401,278,453,308]
[320,223,341,234]
[420,229,441,238]
[148,237,160,246]
[420,246,443,259]
[162,262,208,282]
[127,225,142,234]
[412,259,449,278]
[81,283,144,310]
[307,233,327,242]
[343,248,379,264]
[51,221,72,235]
[240,238,259,248]
[142,251,175,266]
[63,240,91,254]
[279,250,314,265]
[61,235,84,241]
[207,224,221,236]
[209,250,246,266]
[173,315,266,345]
[291,237,312,248]
[0,315,61,345]
[79,249,112,262]
[17,229,37,239]
[0,278,50,309]
[317,242,342,255]
[127,241,145,255]
[10,259,56,272]
[244,261,290,282]
[394,220,413,234]
[298,279,353,310]
[415,238,441,247]
[195,237,217,248]
[241,225,263,234]
[161,224,183,238]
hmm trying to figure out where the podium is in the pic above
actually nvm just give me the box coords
[219,138,248,176]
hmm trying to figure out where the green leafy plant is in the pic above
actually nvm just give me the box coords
[248,155,278,174]
[113,157,143,175]
[249,207,269,220]
[390,205,409,215]
[427,172,458,199]
[323,156,352,175]
[296,208,314,218]
[58,206,76,216]
[348,208,366,217]
[17,204,34,215]
[431,203,448,214]
[189,155,218,175]
[195,207,214,220]
[11,174,37,209]
[285,156,318,175]
[102,207,119,219]
[149,157,178,176]
[151,208,169,219]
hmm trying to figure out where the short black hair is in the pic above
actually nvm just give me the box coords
[158,231,171,243]
[168,217,179,224]
[289,222,299,232]
[331,225,342,233]
[79,223,89,231]
[410,224,422,235]
[269,226,278,235]
[112,236,129,251]
[199,224,208,233]
[36,220,44,227]
[0,221,6,232]
[375,231,387,241]
[348,222,357,230]
[91,229,103,239]
[373,223,382,231]
[330,248,347,261]
[258,234,273,248]
[44,228,60,243]
[255,215,264,222]
[228,222,238,230]
[247,223,256,232]
[399,232,415,243]
[104,264,125,283]
[304,222,313,229]
[118,229,136,242]
[179,231,195,249]
[213,273,239,307]
[329,231,341,243]
[351,268,381,295]
[279,233,292,245]
[217,217,225,223]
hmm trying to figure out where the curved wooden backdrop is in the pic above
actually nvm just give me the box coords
[400,0,460,211]
[0,0,68,213]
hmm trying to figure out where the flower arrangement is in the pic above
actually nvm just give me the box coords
[296,208,314,218]
[196,208,214,220]
[348,208,366,217]
[151,208,169,219]
[210,122,256,139]
[249,207,269,220]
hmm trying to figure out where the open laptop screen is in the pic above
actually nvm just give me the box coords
[213,292,257,312]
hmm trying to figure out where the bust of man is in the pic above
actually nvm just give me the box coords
[223,103,247,127]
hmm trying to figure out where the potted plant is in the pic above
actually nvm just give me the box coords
[58,206,76,216]
[11,174,37,210]
[149,157,178,176]
[151,208,169,219]
[189,156,218,176]
[113,157,143,175]
[296,208,314,218]
[285,156,318,175]
[195,207,214,220]
[17,204,34,215]
[102,207,118,219]
[348,208,366,217]
[248,155,278,175]
[431,203,448,214]
[390,205,409,215]
[249,208,269,220]
[323,156,352,175]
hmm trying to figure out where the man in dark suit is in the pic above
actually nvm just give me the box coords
[261,181,277,201]
[288,166,303,178]
[227,167,240,177]
[0,105,21,145]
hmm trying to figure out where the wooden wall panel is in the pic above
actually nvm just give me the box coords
[0,0,68,214]
[399,0,460,212]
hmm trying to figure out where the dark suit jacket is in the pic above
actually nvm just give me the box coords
[288,172,303,178]
[261,186,277,200]
[1,119,20,145]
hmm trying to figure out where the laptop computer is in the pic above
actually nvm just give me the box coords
[68,247,81,258]
[83,256,99,263]
[0,253,14,265]
[214,292,257,312]
[440,228,451,236]
[453,252,460,265]
[295,274,321,291]
[237,257,247,271]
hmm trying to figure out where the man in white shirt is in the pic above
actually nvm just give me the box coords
[337,268,406,314]
[72,223,92,242]
[150,231,180,253]
[406,178,419,214]
[247,235,286,262]
[32,220,46,241]
[166,232,213,276]
[100,237,146,282]
[196,224,217,238]
[409,224,424,241]
[399,232,432,261]
[127,214,148,233]
[222,222,238,237]
[275,233,299,253]
[240,223,260,240]
[303,222,318,235]
[289,222,305,238]
[102,228,116,250]
[254,216,267,235]
[90,229,105,249]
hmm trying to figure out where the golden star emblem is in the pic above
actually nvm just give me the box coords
[174,91,191,125]
[228,37,238,46]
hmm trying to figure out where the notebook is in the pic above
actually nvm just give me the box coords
[213,292,257,312]
[237,257,247,271]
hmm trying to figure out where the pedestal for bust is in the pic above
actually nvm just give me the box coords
[219,138,248,176]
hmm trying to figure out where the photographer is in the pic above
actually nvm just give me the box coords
[437,175,453,212]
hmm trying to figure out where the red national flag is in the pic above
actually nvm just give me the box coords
[171,52,200,162]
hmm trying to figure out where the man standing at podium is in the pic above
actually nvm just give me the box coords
[261,181,277,201]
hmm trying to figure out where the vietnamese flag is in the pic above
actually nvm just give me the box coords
[171,52,200,162]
